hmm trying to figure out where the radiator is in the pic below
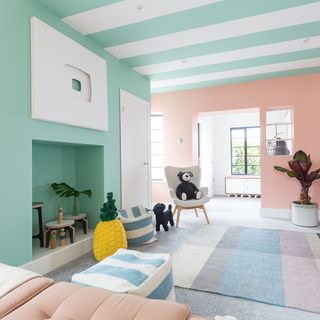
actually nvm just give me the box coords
[225,176,261,196]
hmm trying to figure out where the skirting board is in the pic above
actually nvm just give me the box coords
[21,235,93,275]
[260,208,320,220]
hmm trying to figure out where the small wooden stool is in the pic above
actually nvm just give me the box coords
[45,220,75,248]
[32,202,44,247]
[64,213,88,234]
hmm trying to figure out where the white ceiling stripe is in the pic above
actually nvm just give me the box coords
[106,2,320,59]
[134,36,320,75]
[63,0,223,35]
[151,58,320,89]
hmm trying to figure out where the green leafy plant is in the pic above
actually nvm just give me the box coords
[274,150,320,205]
[100,192,118,221]
[51,182,92,198]
[51,182,92,215]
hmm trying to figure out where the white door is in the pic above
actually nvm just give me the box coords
[120,90,151,209]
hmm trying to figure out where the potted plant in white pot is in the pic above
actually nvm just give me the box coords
[274,150,320,227]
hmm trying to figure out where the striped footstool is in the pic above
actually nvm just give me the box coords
[118,205,157,246]
[72,249,175,301]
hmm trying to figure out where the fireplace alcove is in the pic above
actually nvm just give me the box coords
[30,140,104,272]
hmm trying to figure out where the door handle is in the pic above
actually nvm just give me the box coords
[143,161,149,165]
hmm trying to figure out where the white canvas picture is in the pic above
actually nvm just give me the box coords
[31,17,108,131]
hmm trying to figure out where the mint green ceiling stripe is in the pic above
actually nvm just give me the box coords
[36,0,122,18]
[123,21,320,67]
[90,0,319,48]
[149,49,320,81]
[151,68,320,93]
[36,0,320,94]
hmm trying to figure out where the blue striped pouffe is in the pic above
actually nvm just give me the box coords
[118,205,157,246]
[72,249,175,301]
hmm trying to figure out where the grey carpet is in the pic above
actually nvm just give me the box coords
[46,216,320,320]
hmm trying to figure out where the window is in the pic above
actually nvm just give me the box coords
[231,127,260,176]
[151,114,164,180]
[266,109,293,156]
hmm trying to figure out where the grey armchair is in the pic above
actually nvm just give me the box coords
[165,166,210,227]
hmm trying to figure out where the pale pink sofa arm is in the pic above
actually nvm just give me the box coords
[0,277,53,318]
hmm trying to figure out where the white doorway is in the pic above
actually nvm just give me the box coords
[198,108,261,204]
[120,90,151,209]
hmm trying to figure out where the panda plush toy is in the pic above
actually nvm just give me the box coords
[176,171,201,201]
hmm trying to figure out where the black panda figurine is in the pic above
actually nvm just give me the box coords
[176,171,201,200]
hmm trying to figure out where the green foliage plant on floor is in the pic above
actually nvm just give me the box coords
[274,150,320,205]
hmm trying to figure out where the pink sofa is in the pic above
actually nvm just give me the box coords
[0,277,205,320]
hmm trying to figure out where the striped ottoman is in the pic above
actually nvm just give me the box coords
[72,249,175,301]
[118,205,157,246]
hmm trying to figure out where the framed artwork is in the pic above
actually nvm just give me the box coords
[31,17,108,131]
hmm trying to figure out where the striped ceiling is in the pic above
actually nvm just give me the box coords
[38,0,320,93]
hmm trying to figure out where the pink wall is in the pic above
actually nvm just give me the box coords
[151,73,320,209]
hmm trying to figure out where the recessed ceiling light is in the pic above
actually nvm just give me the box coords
[303,38,311,44]
[181,59,188,64]
[136,4,146,12]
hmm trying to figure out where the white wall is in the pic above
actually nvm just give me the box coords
[199,118,215,196]
[199,111,260,196]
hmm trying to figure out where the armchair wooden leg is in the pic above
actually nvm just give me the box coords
[173,206,177,216]
[201,205,210,224]
[194,208,199,217]
[176,207,181,228]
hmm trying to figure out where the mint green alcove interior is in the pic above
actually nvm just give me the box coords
[0,0,150,266]
[32,141,105,233]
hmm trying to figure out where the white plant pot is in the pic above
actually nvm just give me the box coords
[291,202,319,227]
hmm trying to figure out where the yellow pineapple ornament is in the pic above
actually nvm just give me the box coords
[93,192,127,261]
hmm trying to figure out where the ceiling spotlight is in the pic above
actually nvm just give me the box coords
[303,38,311,44]
[136,4,146,12]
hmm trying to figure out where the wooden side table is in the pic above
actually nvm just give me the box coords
[64,213,88,234]
[32,202,44,247]
[45,220,75,248]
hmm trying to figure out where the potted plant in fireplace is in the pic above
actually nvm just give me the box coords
[274,150,320,227]
[51,182,92,216]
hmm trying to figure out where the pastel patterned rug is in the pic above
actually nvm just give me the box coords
[172,225,320,313]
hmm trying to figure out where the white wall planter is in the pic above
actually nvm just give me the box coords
[291,202,319,227]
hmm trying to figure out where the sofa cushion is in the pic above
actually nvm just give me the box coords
[3,282,191,320]
[72,249,175,301]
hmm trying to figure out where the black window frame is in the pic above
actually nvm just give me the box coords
[230,126,260,176]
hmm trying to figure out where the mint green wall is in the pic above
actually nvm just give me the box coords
[0,0,150,266]
[76,146,105,227]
